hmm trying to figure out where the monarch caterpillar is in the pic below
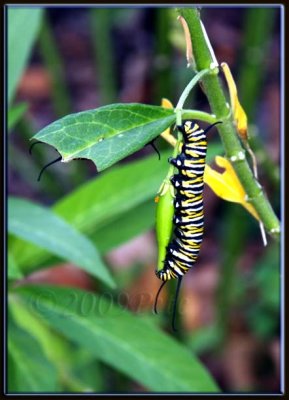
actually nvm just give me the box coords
[155,120,221,330]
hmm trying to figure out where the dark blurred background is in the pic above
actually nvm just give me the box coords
[8,7,281,393]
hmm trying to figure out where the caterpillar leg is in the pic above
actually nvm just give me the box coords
[168,153,186,168]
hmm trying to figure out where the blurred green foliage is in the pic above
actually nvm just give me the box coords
[7,6,281,394]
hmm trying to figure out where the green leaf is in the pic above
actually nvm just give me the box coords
[10,143,223,271]
[68,350,105,392]
[8,318,58,392]
[32,103,176,171]
[54,150,172,232]
[245,244,280,340]
[9,293,70,367]
[8,102,28,131]
[8,250,23,280]
[8,7,43,104]
[186,324,222,355]
[10,151,171,270]
[8,197,115,288]
[9,294,102,392]
[17,285,220,393]
[93,199,155,253]
[253,244,280,309]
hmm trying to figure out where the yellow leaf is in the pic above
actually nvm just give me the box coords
[177,15,195,68]
[204,156,260,221]
[221,62,259,180]
[161,98,177,147]
[221,62,248,141]
[161,98,174,109]
[234,97,248,141]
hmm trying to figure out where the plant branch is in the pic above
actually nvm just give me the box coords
[176,68,210,124]
[176,7,280,241]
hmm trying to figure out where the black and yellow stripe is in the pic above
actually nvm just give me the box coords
[156,120,219,282]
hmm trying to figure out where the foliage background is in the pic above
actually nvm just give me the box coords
[7,6,281,393]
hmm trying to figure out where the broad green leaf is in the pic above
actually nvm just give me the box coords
[9,294,70,367]
[10,151,171,270]
[57,144,222,253]
[32,103,176,171]
[8,7,43,104]
[186,324,222,355]
[68,351,105,392]
[17,285,220,393]
[8,318,58,392]
[8,102,28,131]
[53,150,172,233]
[9,294,100,392]
[93,199,155,253]
[10,143,223,271]
[8,197,115,288]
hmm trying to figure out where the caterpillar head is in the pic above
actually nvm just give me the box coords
[177,120,206,143]
[178,120,200,134]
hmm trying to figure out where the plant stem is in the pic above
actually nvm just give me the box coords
[154,8,173,102]
[177,7,280,241]
[180,109,217,124]
[176,68,210,125]
[90,9,117,104]
[38,13,72,118]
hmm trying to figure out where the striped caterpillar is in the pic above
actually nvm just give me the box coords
[155,120,221,330]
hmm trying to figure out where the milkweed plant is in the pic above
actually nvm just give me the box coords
[8,6,280,394]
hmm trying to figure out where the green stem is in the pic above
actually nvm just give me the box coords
[177,7,280,241]
[154,8,173,101]
[180,109,217,124]
[90,9,117,104]
[176,68,210,124]
[38,13,72,117]
[162,127,183,184]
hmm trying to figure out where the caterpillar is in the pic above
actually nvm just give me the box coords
[154,120,221,330]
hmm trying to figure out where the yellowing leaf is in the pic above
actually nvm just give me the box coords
[221,62,248,141]
[204,156,260,221]
[162,98,174,109]
[233,97,248,141]
[161,98,177,146]
[177,15,195,68]
[221,62,259,180]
